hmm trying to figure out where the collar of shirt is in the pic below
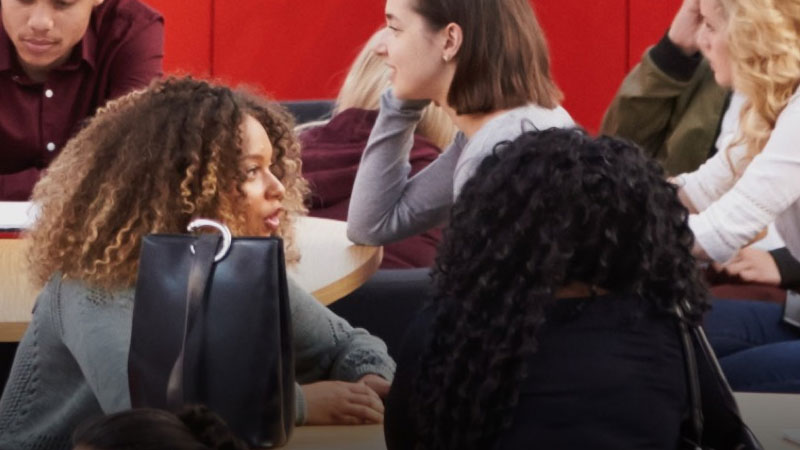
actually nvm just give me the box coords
[0,16,97,78]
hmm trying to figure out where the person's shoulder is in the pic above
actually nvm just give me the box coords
[91,0,163,35]
[514,103,575,130]
[468,104,574,154]
[101,0,163,22]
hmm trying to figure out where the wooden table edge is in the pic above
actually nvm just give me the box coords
[312,246,383,305]
[0,322,28,343]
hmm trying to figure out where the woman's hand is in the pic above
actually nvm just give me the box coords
[713,247,782,286]
[358,374,392,398]
[668,0,703,56]
[301,380,385,425]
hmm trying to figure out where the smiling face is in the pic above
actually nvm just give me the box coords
[376,0,454,103]
[697,0,733,87]
[1,0,103,81]
[239,114,286,237]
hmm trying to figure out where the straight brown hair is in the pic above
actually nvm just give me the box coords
[413,0,562,114]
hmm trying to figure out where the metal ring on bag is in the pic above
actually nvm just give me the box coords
[187,218,232,262]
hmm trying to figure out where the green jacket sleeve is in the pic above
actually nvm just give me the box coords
[601,34,729,175]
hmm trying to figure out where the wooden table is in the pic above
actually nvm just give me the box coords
[290,217,383,305]
[736,392,800,449]
[286,425,385,450]
[285,393,800,450]
[0,217,381,342]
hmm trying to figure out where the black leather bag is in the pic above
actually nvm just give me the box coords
[676,306,763,450]
[128,219,294,448]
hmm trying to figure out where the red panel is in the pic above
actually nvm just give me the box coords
[533,0,628,132]
[213,1,384,100]
[142,0,212,76]
[628,0,682,69]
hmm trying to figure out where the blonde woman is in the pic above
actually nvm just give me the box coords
[674,0,800,392]
[0,77,395,449]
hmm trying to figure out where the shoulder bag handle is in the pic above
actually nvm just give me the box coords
[166,219,229,410]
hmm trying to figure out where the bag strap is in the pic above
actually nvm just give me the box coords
[676,305,704,449]
[166,233,220,410]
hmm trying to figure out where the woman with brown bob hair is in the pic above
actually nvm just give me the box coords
[0,77,395,449]
[347,0,575,245]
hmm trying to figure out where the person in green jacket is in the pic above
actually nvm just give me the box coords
[601,0,800,293]
[601,1,729,176]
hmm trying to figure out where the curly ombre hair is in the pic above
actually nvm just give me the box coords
[28,77,309,289]
[718,0,800,171]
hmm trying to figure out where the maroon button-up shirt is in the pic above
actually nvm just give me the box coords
[0,0,164,200]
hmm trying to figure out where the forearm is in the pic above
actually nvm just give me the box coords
[107,19,165,99]
[347,90,448,245]
[601,34,702,156]
[289,277,395,384]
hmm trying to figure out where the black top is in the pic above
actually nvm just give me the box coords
[384,294,688,449]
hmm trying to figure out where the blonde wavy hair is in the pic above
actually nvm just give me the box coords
[28,77,309,289]
[718,0,800,172]
[335,29,457,150]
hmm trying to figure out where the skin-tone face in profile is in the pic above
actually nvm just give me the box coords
[0,0,104,82]
[239,114,286,237]
[374,0,460,104]
[696,0,733,87]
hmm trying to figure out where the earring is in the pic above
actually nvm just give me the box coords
[443,55,451,62]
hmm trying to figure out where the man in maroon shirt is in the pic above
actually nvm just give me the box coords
[0,0,163,200]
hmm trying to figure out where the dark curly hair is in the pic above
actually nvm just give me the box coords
[412,128,708,449]
[72,405,248,450]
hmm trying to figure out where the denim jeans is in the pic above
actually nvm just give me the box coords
[704,298,800,393]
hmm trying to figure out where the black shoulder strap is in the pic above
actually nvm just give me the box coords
[166,233,220,410]
[677,306,704,449]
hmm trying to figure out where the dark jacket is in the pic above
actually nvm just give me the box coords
[385,295,689,449]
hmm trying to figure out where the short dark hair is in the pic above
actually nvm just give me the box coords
[413,0,562,114]
[72,406,249,450]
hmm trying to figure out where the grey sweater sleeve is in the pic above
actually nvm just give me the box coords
[59,282,134,413]
[0,277,132,449]
[347,89,461,245]
[288,276,396,424]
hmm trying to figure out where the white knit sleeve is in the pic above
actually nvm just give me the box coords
[689,92,800,262]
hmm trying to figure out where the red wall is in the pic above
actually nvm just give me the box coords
[145,0,212,76]
[629,0,682,67]
[144,0,683,132]
[535,0,628,132]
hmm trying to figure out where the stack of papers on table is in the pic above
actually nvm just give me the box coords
[0,202,38,230]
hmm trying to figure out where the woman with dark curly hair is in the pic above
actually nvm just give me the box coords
[0,77,395,449]
[73,406,249,450]
[384,128,709,449]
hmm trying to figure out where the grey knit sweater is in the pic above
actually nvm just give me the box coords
[346,89,575,246]
[0,274,395,449]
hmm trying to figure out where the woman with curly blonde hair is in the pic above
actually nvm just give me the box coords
[673,0,800,393]
[0,77,395,449]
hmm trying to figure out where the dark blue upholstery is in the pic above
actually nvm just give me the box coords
[280,99,335,124]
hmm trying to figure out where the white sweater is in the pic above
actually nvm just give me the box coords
[676,89,800,263]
